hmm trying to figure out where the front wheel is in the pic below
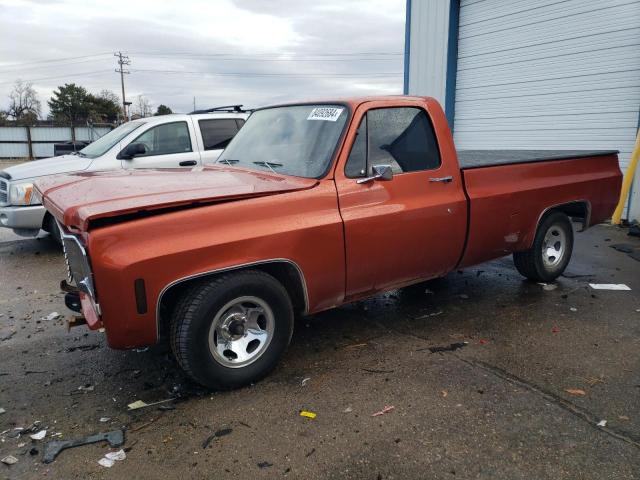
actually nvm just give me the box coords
[170,270,294,390]
[513,211,574,282]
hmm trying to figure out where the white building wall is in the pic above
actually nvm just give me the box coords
[406,0,451,107]
[406,0,640,222]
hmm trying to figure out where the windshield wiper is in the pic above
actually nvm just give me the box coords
[217,158,239,165]
[253,161,283,174]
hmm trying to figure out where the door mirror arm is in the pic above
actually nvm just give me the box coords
[356,164,394,184]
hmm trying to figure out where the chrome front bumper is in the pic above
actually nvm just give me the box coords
[0,204,46,232]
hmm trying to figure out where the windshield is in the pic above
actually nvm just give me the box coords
[79,121,145,158]
[217,104,348,178]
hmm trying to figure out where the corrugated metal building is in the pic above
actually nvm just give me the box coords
[404,0,640,222]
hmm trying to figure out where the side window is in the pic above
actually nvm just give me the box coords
[198,119,240,150]
[367,107,441,174]
[344,116,367,178]
[133,122,192,157]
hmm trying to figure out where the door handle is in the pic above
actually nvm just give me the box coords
[429,176,453,183]
[179,160,197,167]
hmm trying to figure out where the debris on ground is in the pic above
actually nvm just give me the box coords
[42,429,124,464]
[362,368,395,374]
[301,377,311,387]
[570,307,578,312]
[343,406,353,413]
[202,428,233,449]
[65,343,101,353]
[1,455,18,465]
[628,224,640,237]
[305,448,316,457]
[299,410,317,419]
[565,389,586,396]
[441,390,448,398]
[552,326,561,333]
[585,376,605,386]
[372,405,395,417]
[478,339,489,345]
[30,429,47,440]
[538,283,557,291]
[414,311,443,320]
[424,288,434,295]
[42,312,61,321]
[597,420,607,427]
[459,294,469,299]
[0,331,16,341]
[588,283,631,291]
[99,417,110,423]
[98,449,126,468]
[610,244,635,253]
[425,342,468,353]
[76,384,94,393]
[127,398,174,410]
[257,461,273,469]
[0,408,5,415]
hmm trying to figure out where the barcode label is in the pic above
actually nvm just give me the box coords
[307,107,344,122]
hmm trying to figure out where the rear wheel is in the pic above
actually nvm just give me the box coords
[170,270,294,390]
[513,211,574,282]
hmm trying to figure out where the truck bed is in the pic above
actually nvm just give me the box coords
[457,150,619,169]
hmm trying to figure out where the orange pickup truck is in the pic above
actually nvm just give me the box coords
[37,96,621,389]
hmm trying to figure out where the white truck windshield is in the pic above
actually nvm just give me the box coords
[80,121,145,158]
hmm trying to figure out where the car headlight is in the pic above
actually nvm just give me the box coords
[9,182,40,206]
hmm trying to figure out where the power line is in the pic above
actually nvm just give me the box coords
[0,69,112,86]
[0,57,113,74]
[128,51,403,58]
[0,53,111,69]
[129,69,402,77]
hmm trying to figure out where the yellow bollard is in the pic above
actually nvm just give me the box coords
[612,130,640,225]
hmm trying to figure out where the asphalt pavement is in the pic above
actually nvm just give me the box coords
[0,224,638,479]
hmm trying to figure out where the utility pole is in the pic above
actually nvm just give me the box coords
[114,52,130,121]
[193,96,196,111]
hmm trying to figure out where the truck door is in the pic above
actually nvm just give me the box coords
[335,104,467,297]
[122,120,202,169]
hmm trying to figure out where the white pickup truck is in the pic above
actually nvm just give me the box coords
[0,106,249,242]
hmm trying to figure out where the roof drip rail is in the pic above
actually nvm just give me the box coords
[189,105,251,114]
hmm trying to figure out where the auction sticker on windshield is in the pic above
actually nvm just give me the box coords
[307,107,344,122]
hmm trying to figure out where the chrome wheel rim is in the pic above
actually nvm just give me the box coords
[208,296,274,368]
[541,225,567,268]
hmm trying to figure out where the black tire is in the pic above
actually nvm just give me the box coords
[45,214,62,245]
[514,211,574,282]
[170,270,294,390]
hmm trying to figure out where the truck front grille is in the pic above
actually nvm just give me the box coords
[0,180,7,205]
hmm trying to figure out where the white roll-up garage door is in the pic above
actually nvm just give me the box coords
[453,0,640,219]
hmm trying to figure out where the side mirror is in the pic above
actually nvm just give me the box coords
[118,143,147,160]
[356,164,394,184]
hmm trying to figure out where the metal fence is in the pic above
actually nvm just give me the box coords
[0,125,113,159]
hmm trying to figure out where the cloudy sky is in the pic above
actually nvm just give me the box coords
[0,0,406,117]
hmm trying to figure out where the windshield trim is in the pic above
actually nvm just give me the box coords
[224,102,352,180]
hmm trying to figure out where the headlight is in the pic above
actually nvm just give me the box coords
[9,182,40,206]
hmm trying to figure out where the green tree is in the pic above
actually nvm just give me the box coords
[154,104,173,116]
[48,83,91,123]
[48,84,121,124]
[88,90,120,123]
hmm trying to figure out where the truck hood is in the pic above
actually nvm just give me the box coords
[35,166,318,231]
[2,155,93,181]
